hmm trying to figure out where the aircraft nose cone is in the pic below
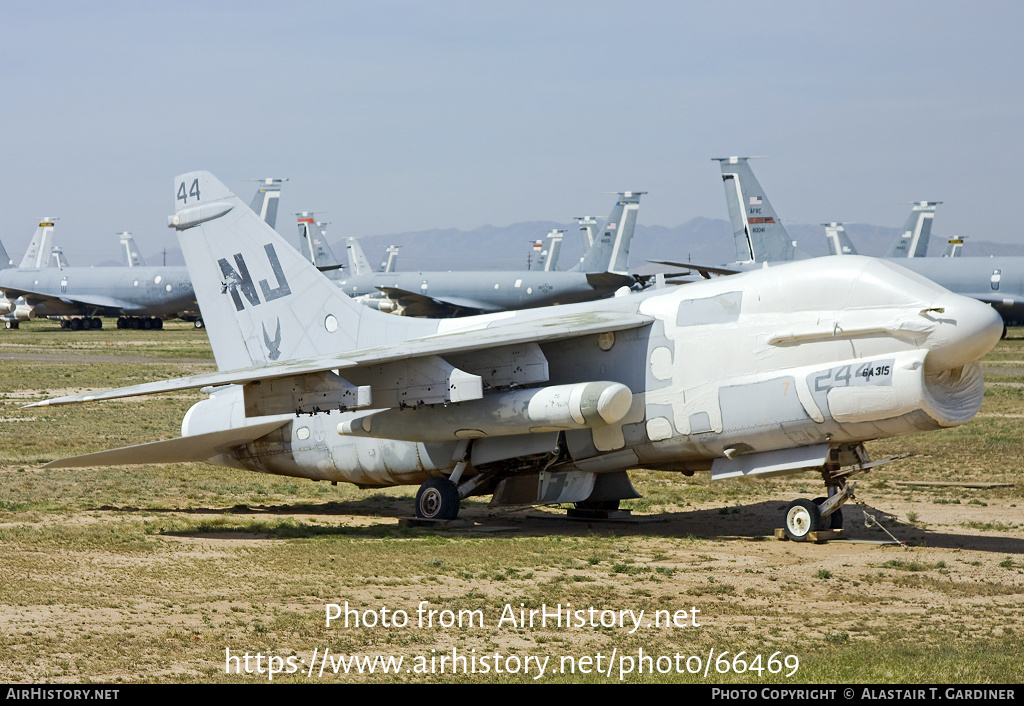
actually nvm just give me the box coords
[924,294,1004,372]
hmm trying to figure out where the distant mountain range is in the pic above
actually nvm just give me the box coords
[128,217,1024,271]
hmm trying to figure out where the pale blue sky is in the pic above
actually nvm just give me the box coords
[2,0,1022,264]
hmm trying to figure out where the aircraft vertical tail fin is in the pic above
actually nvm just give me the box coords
[573,216,598,268]
[713,157,803,263]
[19,218,58,269]
[379,245,399,272]
[0,239,13,269]
[529,230,564,271]
[295,213,342,271]
[542,229,563,271]
[943,236,965,258]
[118,232,146,267]
[824,222,858,256]
[884,201,940,258]
[50,246,70,268]
[527,240,544,270]
[345,237,374,275]
[575,216,597,248]
[247,178,287,230]
[569,193,642,274]
[169,172,423,371]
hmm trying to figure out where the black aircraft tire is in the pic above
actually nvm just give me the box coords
[573,499,620,512]
[812,496,844,530]
[828,507,844,530]
[415,478,460,521]
[194,319,204,329]
[784,499,821,542]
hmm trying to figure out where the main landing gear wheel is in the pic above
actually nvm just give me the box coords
[813,496,844,530]
[784,499,821,542]
[194,319,204,329]
[415,478,460,520]
[574,499,620,512]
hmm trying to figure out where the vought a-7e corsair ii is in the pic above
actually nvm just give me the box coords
[37,172,1003,540]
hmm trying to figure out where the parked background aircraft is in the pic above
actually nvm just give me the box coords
[884,201,941,258]
[655,157,1024,328]
[18,218,60,269]
[38,171,1003,542]
[295,213,342,272]
[0,219,65,324]
[345,235,373,275]
[118,232,146,267]
[322,192,643,317]
[295,215,400,278]
[0,241,14,315]
[0,180,286,330]
[527,230,564,272]
[943,237,966,257]
[824,222,857,256]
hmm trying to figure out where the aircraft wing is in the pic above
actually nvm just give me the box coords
[375,287,499,317]
[42,419,290,468]
[959,293,1024,307]
[0,286,136,314]
[647,260,741,279]
[584,272,637,289]
[30,310,654,407]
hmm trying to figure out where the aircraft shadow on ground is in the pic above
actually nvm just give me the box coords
[95,497,1024,554]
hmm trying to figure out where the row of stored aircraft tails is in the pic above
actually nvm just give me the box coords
[4,160,1019,336]
[3,162,1021,332]
[0,182,646,328]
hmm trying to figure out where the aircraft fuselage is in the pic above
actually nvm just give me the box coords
[184,257,1001,491]
[0,266,196,318]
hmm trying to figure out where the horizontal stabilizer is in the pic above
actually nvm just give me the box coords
[42,419,289,468]
[585,272,638,289]
[648,260,741,278]
[375,287,496,316]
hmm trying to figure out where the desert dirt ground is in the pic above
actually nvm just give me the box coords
[0,321,1021,683]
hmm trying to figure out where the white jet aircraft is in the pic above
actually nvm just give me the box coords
[36,172,1004,541]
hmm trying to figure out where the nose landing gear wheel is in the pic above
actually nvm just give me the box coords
[784,499,821,542]
[415,478,460,520]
